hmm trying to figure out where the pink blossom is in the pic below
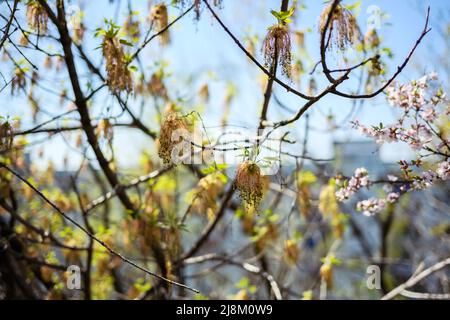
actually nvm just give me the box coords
[357,198,386,216]
[422,107,436,121]
[436,161,450,180]
[349,73,449,217]
[336,168,371,201]
[386,192,400,203]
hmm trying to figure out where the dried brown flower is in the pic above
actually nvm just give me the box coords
[158,112,189,164]
[148,72,168,100]
[364,28,380,50]
[124,14,141,40]
[192,173,225,216]
[263,25,292,78]
[235,161,264,211]
[284,239,300,264]
[31,70,39,85]
[11,68,26,94]
[26,1,48,34]
[96,119,114,144]
[0,120,13,153]
[28,91,40,122]
[73,23,86,44]
[320,263,333,287]
[55,56,64,71]
[19,34,29,46]
[43,56,52,69]
[319,3,359,51]
[102,37,133,93]
[198,84,209,103]
[294,30,305,49]
[246,39,256,57]
[150,4,170,46]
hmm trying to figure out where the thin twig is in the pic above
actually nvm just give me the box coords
[382,257,450,300]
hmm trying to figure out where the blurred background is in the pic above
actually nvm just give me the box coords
[0,0,449,300]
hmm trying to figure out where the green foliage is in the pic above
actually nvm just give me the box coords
[236,277,257,294]
[270,7,295,25]
[321,254,342,266]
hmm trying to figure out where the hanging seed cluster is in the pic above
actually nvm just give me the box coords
[150,4,170,46]
[263,25,292,79]
[235,161,263,211]
[319,3,359,51]
[124,15,141,40]
[193,173,225,213]
[26,1,48,33]
[11,68,26,95]
[284,239,300,264]
[102,37,133,93]
[364,28,380,50]
[96,119,114,145]
[0,121,13,153]
[73,23,86,44]
[320,263,333,287]
[158,112,189,164]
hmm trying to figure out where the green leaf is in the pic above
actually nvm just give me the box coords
[345,1,361,11]
[270,7,295,24]
[119,39,133,46]
[236,277,250,289]
[270,10,282,20]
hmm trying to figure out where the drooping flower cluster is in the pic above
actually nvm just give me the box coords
[318,180,347,239]
[284,239,300,264]
[26,1,48,34]
[96,119,114,147]
[192,173,226,218]
[335,168,370,201]
[11,68,26,94]
[102,37,133,93]
[73,23,86,44]
[124,14,141,41]
[148,72,168,100]
[263,25,292,78]
[319,3,359,51]
[235,161,264,211]
[364,28,380,50]
[157,112,189,164]
[0,120,13,152]
[150,4,170,46]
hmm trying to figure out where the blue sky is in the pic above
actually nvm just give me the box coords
[1,0,449,170]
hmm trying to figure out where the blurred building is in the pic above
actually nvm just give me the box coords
[333,140,394,178]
